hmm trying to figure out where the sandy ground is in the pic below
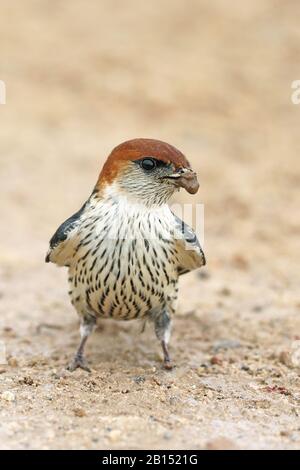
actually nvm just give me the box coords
[0,0,300,450]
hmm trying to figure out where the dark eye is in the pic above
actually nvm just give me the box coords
[141,158,156,171]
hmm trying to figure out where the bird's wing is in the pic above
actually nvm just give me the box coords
[173,214,206,275]
[45,202,88,267]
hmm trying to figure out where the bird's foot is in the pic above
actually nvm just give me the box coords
[67,355,91,372]
[163,358,173,370]
[161,340,173,370]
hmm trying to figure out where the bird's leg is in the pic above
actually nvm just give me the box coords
[67,316,96,372]
[154,310,173,370]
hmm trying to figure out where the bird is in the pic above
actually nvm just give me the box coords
[46,138,205,371]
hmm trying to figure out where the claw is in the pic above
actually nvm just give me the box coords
[67,355,91,372]
[163,359,173,370]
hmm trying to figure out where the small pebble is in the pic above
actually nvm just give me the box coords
[152,377,162,386]
[252,305,264,313]
[211,356,223,366]
[219,287,231,297]
[73,408,86,417]
[8,357,18,367]
[132,375,145,384]
[108,429,121,443]
[3,327,16,337]
[279,350,294,368]
[1,391,15,402]
[232,254,249,270]
[205,437,239,450]
[19,376,34,386]
[198,270,210,280]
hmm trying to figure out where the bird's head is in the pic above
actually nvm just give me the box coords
[95,138,199,206]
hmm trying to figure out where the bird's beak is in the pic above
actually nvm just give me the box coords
[163,168,199,194]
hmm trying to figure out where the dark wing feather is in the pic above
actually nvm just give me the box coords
[45,202,87,266]
[173,214,206,275]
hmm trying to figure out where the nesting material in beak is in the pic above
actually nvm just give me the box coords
[164,168,199,194]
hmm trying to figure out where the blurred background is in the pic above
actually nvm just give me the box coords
[0,0,300,450]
